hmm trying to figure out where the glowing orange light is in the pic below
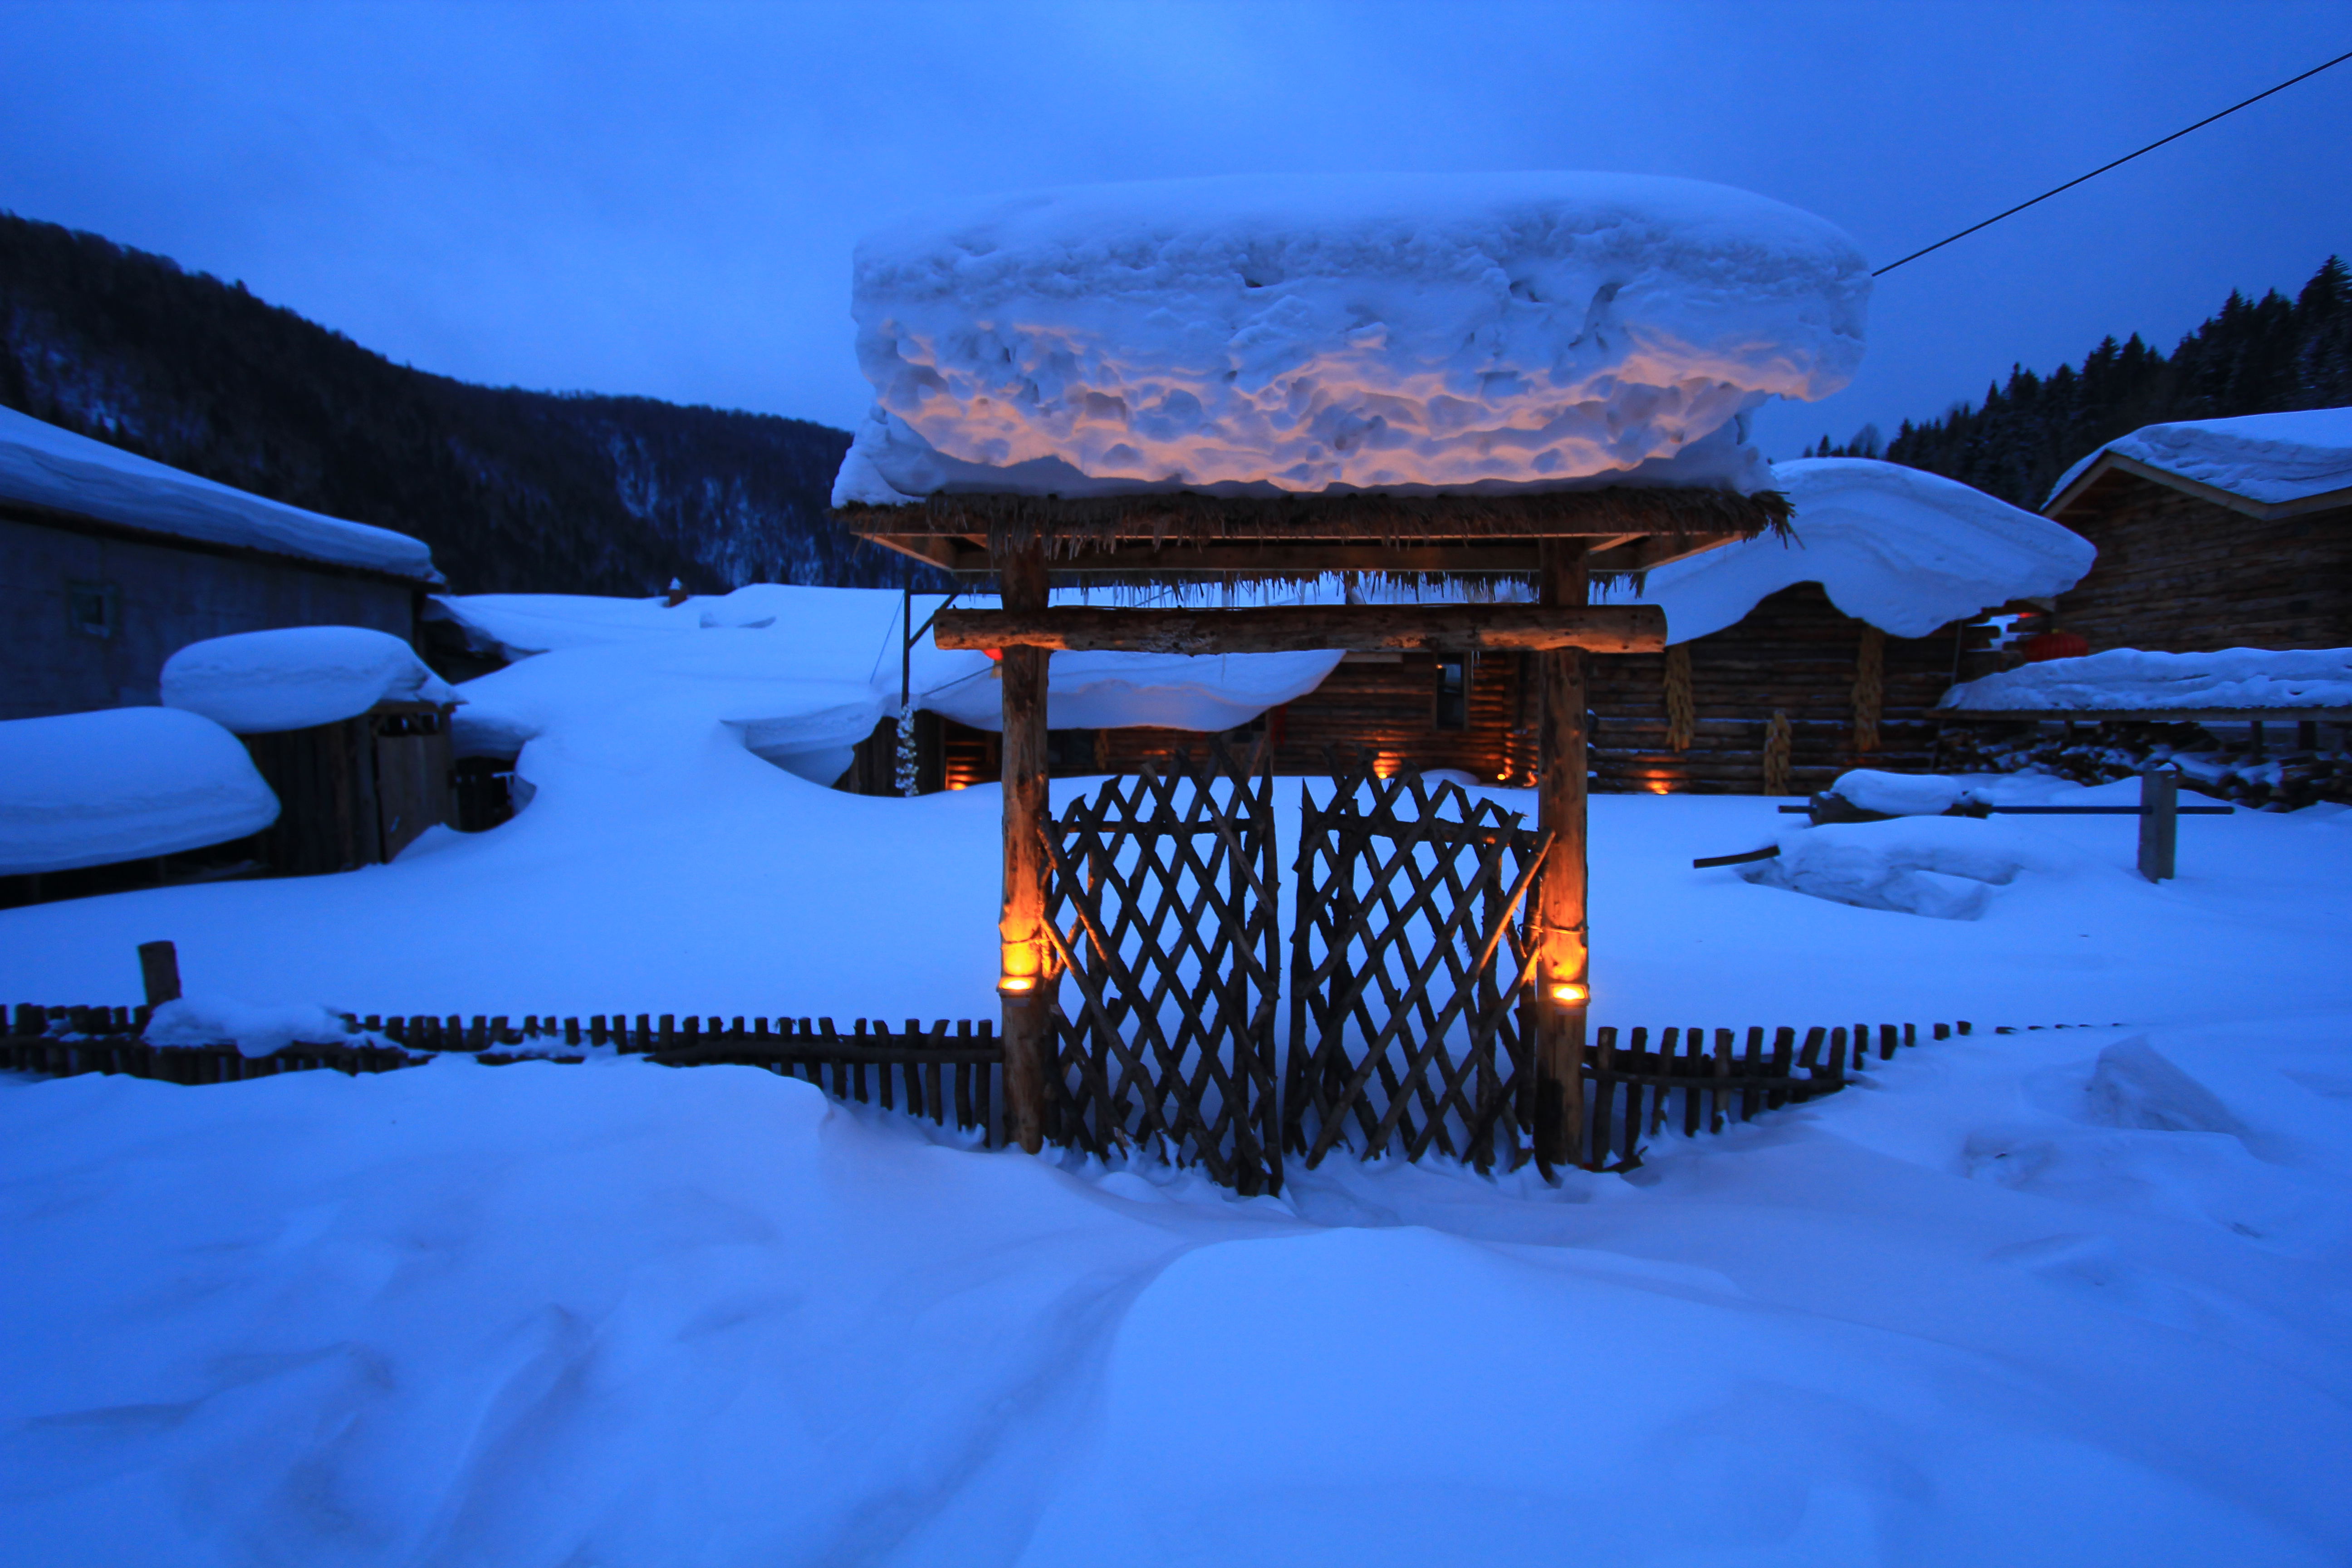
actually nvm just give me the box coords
[1550,981,1589,1006]
[998,975,1038,995]
[1371,752,1404,779]
[1644,779,1672,796]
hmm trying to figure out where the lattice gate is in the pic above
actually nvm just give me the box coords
[1040,744,1283,1193]
[1284,762,1548,1173]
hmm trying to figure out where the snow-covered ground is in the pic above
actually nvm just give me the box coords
[9,613,2352,1563]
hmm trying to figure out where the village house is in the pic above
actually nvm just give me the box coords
[2043,406,2352,652]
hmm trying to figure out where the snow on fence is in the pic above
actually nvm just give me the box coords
[2,1006,1000,1137]
[5,1002,2063,1176]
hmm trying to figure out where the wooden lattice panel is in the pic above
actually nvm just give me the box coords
[1042,742,1282,1192]
[1285,759,1544,1172]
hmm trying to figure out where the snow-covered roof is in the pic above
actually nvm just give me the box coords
[835,172,1868,505]
[2046,406,2352,516]
[162,627,460,735]
[1939,647,2352,714]
[1601,458,2094,642]
[0,405,441,582]
[0,707,280,876]
[442,585,1341,786]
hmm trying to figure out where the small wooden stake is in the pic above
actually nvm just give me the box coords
[137,941,181,1006]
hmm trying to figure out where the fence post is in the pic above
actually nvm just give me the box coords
[1532,540,1590,1173]
[137,941,181,1006]
[995,535,1054,1155]
[2137,769,2179,882]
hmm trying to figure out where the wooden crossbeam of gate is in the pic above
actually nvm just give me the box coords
[933,604,1666,655]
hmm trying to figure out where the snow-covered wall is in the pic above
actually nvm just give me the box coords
[0,406,440,582]
[837,173,1868,503]
[2049,406,2352,508]
[0,708,280,876]
[1940,647,2352,713]
[1604,458,2095,642]
[162,627,460,735]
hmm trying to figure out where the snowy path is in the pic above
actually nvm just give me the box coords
[5,1017,2350,1565]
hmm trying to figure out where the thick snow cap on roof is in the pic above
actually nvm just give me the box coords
[163,627,460,735]
[1941,647,2352,713]
[1604,458,2095,642]
[0,707,279,876]
[836,172,1869,504]
[2048,407,2352,509]
[0,405,440,582]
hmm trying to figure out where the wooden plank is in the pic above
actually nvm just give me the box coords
[997,538,1054,1156]
[935,603,1665,656]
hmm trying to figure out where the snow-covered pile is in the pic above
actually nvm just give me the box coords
[836,172,1868,504]
[144,996,353,1058]
[1739,812,2102,920]
[1605,458,2095,642]
[1942,647,2352,713]
[0,708,279,876]
[1823,767,1989,817]
[0,405,439,581]
[161,626,460,735]
[2052,405,2352,507]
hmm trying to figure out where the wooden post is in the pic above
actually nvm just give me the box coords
[1532,540,1589,1171]
[137,941,181,1006]
[996,537,1054,1153]
[2137,768,2178,882]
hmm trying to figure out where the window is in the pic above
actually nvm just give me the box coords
[67,581,119,639]
[1434,657,1469,730]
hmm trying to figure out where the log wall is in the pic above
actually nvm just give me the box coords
[857,583,1987,796]
[2053,473,2352,652]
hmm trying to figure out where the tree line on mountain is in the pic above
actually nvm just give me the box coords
[0,211,940,596]
[1802,255,2352,509]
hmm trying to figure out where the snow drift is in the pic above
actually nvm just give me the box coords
[2051,405,2352,507]
[0,708,279,876]
[1607,458,2095,642]
[0,405,440,582]
[836,172,1869,503]
[1736,813,2101,921]
[1941,647,2352,713]
[162,626,460,734]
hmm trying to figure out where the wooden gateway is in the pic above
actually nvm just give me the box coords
[845,487,1786,1163]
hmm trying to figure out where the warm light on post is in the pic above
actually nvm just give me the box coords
[1549,980,1588,1006]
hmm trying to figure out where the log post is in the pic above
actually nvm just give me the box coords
[996,537,1054,1153]
[1532,540,1590,1171]
[2136,767,2178,883]
[137,941,181,1007]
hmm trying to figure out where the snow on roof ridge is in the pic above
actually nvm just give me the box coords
[0,405,441,582]
[1601,457,2093,642]
[2046,405,2352,510]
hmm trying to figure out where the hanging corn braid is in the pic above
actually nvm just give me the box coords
[1663,644,1695,752]
[1762,710,1793,796]
[1851,626,1885,755]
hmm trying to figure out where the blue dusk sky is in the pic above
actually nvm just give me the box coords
[3,1,2347,459]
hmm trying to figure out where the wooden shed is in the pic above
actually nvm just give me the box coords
[2045,407,2352,653]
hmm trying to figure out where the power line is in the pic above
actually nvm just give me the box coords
[1873,47,2352,277]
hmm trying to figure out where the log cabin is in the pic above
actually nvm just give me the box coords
[2043,407,2352,653]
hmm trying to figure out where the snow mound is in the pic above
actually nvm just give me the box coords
[1825,768,1984,817]
[838,172,1868,501]
[2080,1037,2251,1139]
[0,405,440,582]
[919,649,1343,735]
[2051,406,2352,507]
[1941,647,2352,713]
[1736,815,2092,920]
[0,708,279,876]
[144,996,353,1059]
[1604,458,2095,642]
[162,626,459,734]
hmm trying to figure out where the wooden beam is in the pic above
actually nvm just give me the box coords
[933,603,1666,655]
[995,543,1054,1156]
[1532,540,1590,1172]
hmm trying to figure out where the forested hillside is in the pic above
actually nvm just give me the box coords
[1803,256,2352,509]
[0,212,924,595]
